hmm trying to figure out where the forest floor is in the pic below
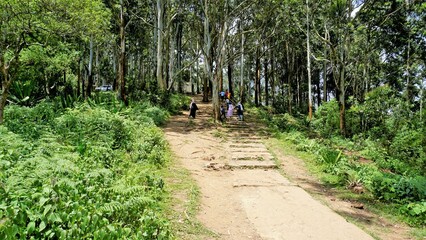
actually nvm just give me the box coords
[163,95,413,240]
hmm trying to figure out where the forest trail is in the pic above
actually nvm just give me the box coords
[163,95,375,240]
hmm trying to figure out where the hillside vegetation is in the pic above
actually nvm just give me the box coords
[0,93,188,239]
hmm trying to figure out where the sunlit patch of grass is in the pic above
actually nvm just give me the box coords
[212,130,227,140]
[410,228,426,240]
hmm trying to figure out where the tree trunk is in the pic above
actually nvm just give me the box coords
[286,42,292,114]
[271,48,275,106]
[255,47,260,106]
[240,23,245,103]
[322,24,328,103]
[118,0,127,105]
[86,36,94,98]
[156,0,166,90]
[202,0,212,102]
[168,25,175,91]
[306,0,312,120]
[77,57,81,97]
[228,60,233,98]
[264,53,269,106]
[176,21,183,93]
[0,66,11,124]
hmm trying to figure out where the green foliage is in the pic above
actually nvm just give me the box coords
[0,101,171,239]
[370,173,426,203]
[312,99,340,137]
[144,107,169,126]
[389,127,425,171]
[124,102,169,127]
[270,113,306,132]
[4,101,58,139]
[400,202,426,227]
[319,149,343,168]
[168,94,191,114]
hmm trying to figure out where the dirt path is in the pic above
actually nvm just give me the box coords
[164,96,375,240]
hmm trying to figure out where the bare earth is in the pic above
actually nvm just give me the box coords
[164,96,412,240]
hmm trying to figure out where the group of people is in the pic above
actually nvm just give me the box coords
[220,100,243,122]
[188,95,244,122]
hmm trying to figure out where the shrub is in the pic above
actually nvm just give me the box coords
[312,99,340,137]
[271,113,305,132]
[168,94,190,114]
[144,107,169,126]
[400,201,426,226]
[370,173,426,203]
[53,106,132,151]
[4,101,57,139]
[389,127,425,171]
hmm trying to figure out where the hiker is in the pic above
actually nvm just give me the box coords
[220,105,226,122]
[227,102,234,119]
[189,98,198,118]
[236,102,244,121]
[225,89,229,100]
[220,91,225,101]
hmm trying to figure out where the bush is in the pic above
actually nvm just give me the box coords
[53,106,132,151]
[389,127,425,171]
[370,173,426,203]
[4,101,58,139]
[312,99,340,137]
[271,113,306,132]
[168,94,191,114]
[400,201,426,226]
[144,107,169,126]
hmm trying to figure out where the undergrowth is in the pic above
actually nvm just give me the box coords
[0,97,176,239]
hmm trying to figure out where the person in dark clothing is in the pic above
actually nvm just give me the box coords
[220,105,226,122]
[189,98,199,118]
[236,102,244,121]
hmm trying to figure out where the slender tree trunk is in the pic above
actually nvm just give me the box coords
[264,53,269,106]
[176,21,183,93]
[77,57,81,97]
[339,67,346,136]
[286,42,292,114]
[0,66,11,124]
[118,0,127,105]
[228,60,233,98]
[306,0,312,120]
[196,42,200,94]
[202,0,212,102]
[323,23,328,103]
[271,48,275,106]
[156,0,165,90]
[255,46,260,106]
[240,24,245,103]
[316,70,321,106]
[86,36,94,98]
[168,25,175,91]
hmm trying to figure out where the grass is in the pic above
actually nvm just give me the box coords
[212,129,227,141]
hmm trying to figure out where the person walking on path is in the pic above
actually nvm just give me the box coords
[220,104,226,122]
[236,102,244,121]
[227,102,234,120]
[189,98,199,119]
[220,91,225,102]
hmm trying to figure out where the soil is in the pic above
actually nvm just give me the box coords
[163,95,414,240]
